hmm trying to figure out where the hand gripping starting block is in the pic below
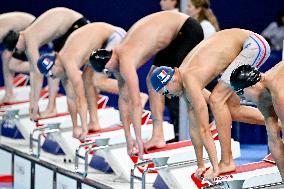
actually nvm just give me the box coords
[0,93,108,141]
[0,86,61,120]
[202,154,283,189]
[27,95,109,158]
[0,94,67,140]
[130,123,241,189]
[74,110,175,180]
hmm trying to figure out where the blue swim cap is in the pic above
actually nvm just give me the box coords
[37,54,56,76]
[151,66,175,91]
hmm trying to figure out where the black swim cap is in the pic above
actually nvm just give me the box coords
[2,30,19,51]
[230,65,261,95]
[89,49,112,72]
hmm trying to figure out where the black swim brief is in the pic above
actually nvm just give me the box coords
[52,17,90,52]
[153,17,204,68]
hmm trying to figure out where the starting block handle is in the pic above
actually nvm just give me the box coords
[29,128,59,158]
[2,109,20,120]
[130,159,153,189]
[47,123,61,130]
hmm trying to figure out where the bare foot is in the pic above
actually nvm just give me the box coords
[140,93,149,109]
[88,122,100,132]
[218,160,236,174]
[204,160,235,182]
[39,108,57,119]
[194,166,207,180]
[73,127,83,139]
[80,129,88,141]
[0,95,16,105]
[204,167,219,183]
[144,136,166,151]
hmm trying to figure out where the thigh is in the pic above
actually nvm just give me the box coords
[210,81,234,103]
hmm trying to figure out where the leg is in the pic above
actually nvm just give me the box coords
[39,77,60,118]
[93,72,119,94]
[209,82,236,174]
[228,92,265,125]
[144,65,166,150]
[84,67,100,131]
[1,50,15,103]
[8,57,30,73]
[93,72,148,108]
[270,89,284,182]
[266,118,284,182]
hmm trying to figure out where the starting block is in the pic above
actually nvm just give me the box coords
[75,117,175,182]
[130,123,241,189]
[0,95,68,140]
[27,106,175,183]
[0,92,108,141]
[202,154,283,189]
[0,74,30,105]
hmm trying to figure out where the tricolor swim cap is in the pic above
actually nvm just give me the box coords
[151,66,175,91]
[37,54,56,76]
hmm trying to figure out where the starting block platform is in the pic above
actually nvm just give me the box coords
[1,126,283,189]
[0,94,109,140]
[201,154,283,189]
[0,74,30,104]
[130,124,241,189]
[0,109,174,189]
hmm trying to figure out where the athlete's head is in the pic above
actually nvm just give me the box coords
[230,64,261,95]
[89,49,112,75]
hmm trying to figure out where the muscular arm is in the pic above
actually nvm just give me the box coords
[116,73,132,140]
[186,96,205,169]
[119,62,143,150]
[184,77,219,173]
[82,66,100,130]
[25,39,42,119]
[62,78,78,129]
[64,62,88,134]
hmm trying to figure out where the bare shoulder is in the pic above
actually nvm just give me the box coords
[143,11,188,24]
[46,7,81,15]
[35,7,83,21]
[87,22,117,31]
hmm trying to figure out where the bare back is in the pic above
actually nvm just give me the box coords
[180,28,254,87]
[0,12,35,41]
[60,22,118,68]
[118,11,189,68]
[23,7,83,47]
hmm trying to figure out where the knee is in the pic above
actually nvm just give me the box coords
[2,50,12,61]
[92,75,105,89]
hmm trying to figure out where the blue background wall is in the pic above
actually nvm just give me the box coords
[1,0,284,143]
